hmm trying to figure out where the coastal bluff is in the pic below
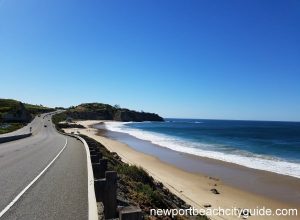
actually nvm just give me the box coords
[0,98,53,123]
[65,103,164,122]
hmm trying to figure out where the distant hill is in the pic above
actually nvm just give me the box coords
[66,103,164,122]
[0,98,54,123]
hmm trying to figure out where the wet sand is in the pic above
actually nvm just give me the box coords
[64,120,300,220]
[95,127,300,205]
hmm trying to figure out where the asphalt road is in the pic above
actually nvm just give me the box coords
[0,113,45,138]
[0,113,88,220]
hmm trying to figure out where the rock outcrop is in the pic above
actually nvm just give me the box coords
[113,109,163,122]
[2,102,32,123]
[66,103,164,122]
[0,98,53,123]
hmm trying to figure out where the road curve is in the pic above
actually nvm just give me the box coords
[0,113,88,219]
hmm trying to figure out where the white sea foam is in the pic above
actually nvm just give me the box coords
[104,122,300,179]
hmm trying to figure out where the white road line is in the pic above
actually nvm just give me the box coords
[0,138,68,218]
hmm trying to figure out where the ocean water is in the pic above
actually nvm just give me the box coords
[104,119,300,178]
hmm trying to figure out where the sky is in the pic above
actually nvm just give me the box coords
[0,0,300,121]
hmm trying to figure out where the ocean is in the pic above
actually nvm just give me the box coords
[104,119,300,179]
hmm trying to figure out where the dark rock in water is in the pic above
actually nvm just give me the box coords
[203,203,211,208]
[210,188,220,194]
[209,176,219,181]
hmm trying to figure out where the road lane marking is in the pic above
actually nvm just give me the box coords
[0,138,68,218]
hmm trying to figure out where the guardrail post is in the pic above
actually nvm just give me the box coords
[119,206,142,220]
[92,163,101,179]
[94,179,106,202]
[94,171,117,219]
[104,171,117,219]
[92,158,107,178]
[91,154,100,163]
[93,147,100,153]
[90,150,97,156]
[99,159,107,178]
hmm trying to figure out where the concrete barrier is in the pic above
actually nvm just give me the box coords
[0,133,32,144]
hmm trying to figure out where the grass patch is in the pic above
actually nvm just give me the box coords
[24,103,53,115]
[0,99,53,116]
[116,164,155,186]
[0,123,24,134]
[51,112,67,131]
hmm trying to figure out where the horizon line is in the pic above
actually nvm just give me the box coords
[1,97,299,123]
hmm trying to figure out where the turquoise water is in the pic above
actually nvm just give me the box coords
[104,119,300,178]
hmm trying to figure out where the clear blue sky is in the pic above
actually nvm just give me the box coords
[0,0,299,121]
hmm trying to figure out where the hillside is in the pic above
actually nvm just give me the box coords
[0,99,54,134]
[0,99,53,121]
[64,103,163,122]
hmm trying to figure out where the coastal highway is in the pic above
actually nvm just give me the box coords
[0,113,47,138]
[0,113,88,219]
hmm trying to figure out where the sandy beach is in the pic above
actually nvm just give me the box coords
[64,120,300,220]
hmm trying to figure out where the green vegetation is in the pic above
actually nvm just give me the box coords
[51,112,67,131]
[0,123,23,134]
[52,112,85,131]
[0,99,20,120]
[81,135,209,220]
[74,103,115,111]
[24,103,53,115]
[116,164,155,185]
[63,102,164,122]
[0,98,54,134]
[0,98,53,119]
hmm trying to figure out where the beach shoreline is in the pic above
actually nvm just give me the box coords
[64,120,300,220]
[93,125,300,206]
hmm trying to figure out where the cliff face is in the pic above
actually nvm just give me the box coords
[66,103,164,122]
[0,99,54,123]
[67,110,113,120]
[1,101,32,123]
[113,109,163,122]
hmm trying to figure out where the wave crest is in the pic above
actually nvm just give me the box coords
[104,122,300,179]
